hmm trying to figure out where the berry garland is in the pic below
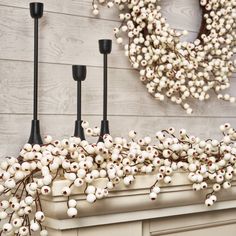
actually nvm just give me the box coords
[0,122,236,235]
[92,0,236,114]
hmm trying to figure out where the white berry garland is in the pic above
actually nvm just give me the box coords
[0,122,236,235]
[92,0,236,114]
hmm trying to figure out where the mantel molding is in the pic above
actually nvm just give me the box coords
[41,172,236,230]
[44,200,236,230]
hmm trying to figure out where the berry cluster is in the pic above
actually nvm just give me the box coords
[92,0,236,114]
[0,122,236,235]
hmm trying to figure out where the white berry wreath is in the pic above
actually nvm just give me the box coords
[92,0,236,114]
[0,122,236,235]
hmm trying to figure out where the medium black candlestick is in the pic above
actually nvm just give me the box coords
[28,2,44,145]
[98,39,112,142]
[72,65,86,140]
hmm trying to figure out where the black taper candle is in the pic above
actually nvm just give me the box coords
[72,65,87,140]
[28,2,43,145]
[98,39,112,142]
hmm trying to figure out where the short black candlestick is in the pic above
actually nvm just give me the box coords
[72,65,86,140]
[28,2,44,145]
[98,39,112,142]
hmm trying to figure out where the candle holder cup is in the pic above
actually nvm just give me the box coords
[72,65,87,81]
[30,2,44,19]
[99,39,112,54]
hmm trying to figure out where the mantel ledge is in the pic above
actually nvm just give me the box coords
[40,172,236,230]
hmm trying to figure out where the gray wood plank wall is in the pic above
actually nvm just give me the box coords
[0,0,235,156]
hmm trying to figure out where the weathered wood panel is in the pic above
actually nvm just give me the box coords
[0,114,235,157]
[0,0,202,31]
[0,5,128,68]
[0,60,235,117]
[0,0,120,21]
[0,0,235,158]
[0,4,203,68]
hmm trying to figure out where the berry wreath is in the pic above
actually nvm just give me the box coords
[92,0,236,114]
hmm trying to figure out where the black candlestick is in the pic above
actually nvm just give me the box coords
[98,39,112,142]
[28,2,44,145]
[72,65,86,140]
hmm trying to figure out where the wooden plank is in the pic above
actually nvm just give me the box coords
[0,60,235,117]
[0,1,235,160]
[0,0,202,32]
[161,0,202,32]
[0,0,120,22]
[0,5,129,68]
[0,4,203,68]
[0,114,235,157]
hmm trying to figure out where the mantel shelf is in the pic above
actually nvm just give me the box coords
[41,172,236,231]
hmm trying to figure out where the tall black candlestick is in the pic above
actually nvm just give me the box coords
[28,2,43,145]
[72,65,86,140]
[98,39,112,142]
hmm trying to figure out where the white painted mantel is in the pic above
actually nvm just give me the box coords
[41,173,236,236]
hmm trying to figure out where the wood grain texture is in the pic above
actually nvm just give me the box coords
[0,0,202,31]
[0,4,202,68]
[0,5,128,68]
[0,1,235,157]
[0,114,235,157]
[0,0,120,21]
[0,60,235,117]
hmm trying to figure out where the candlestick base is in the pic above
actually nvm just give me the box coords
[74,120,85,140]
[28,120,43,145]
[98,120,110,142]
